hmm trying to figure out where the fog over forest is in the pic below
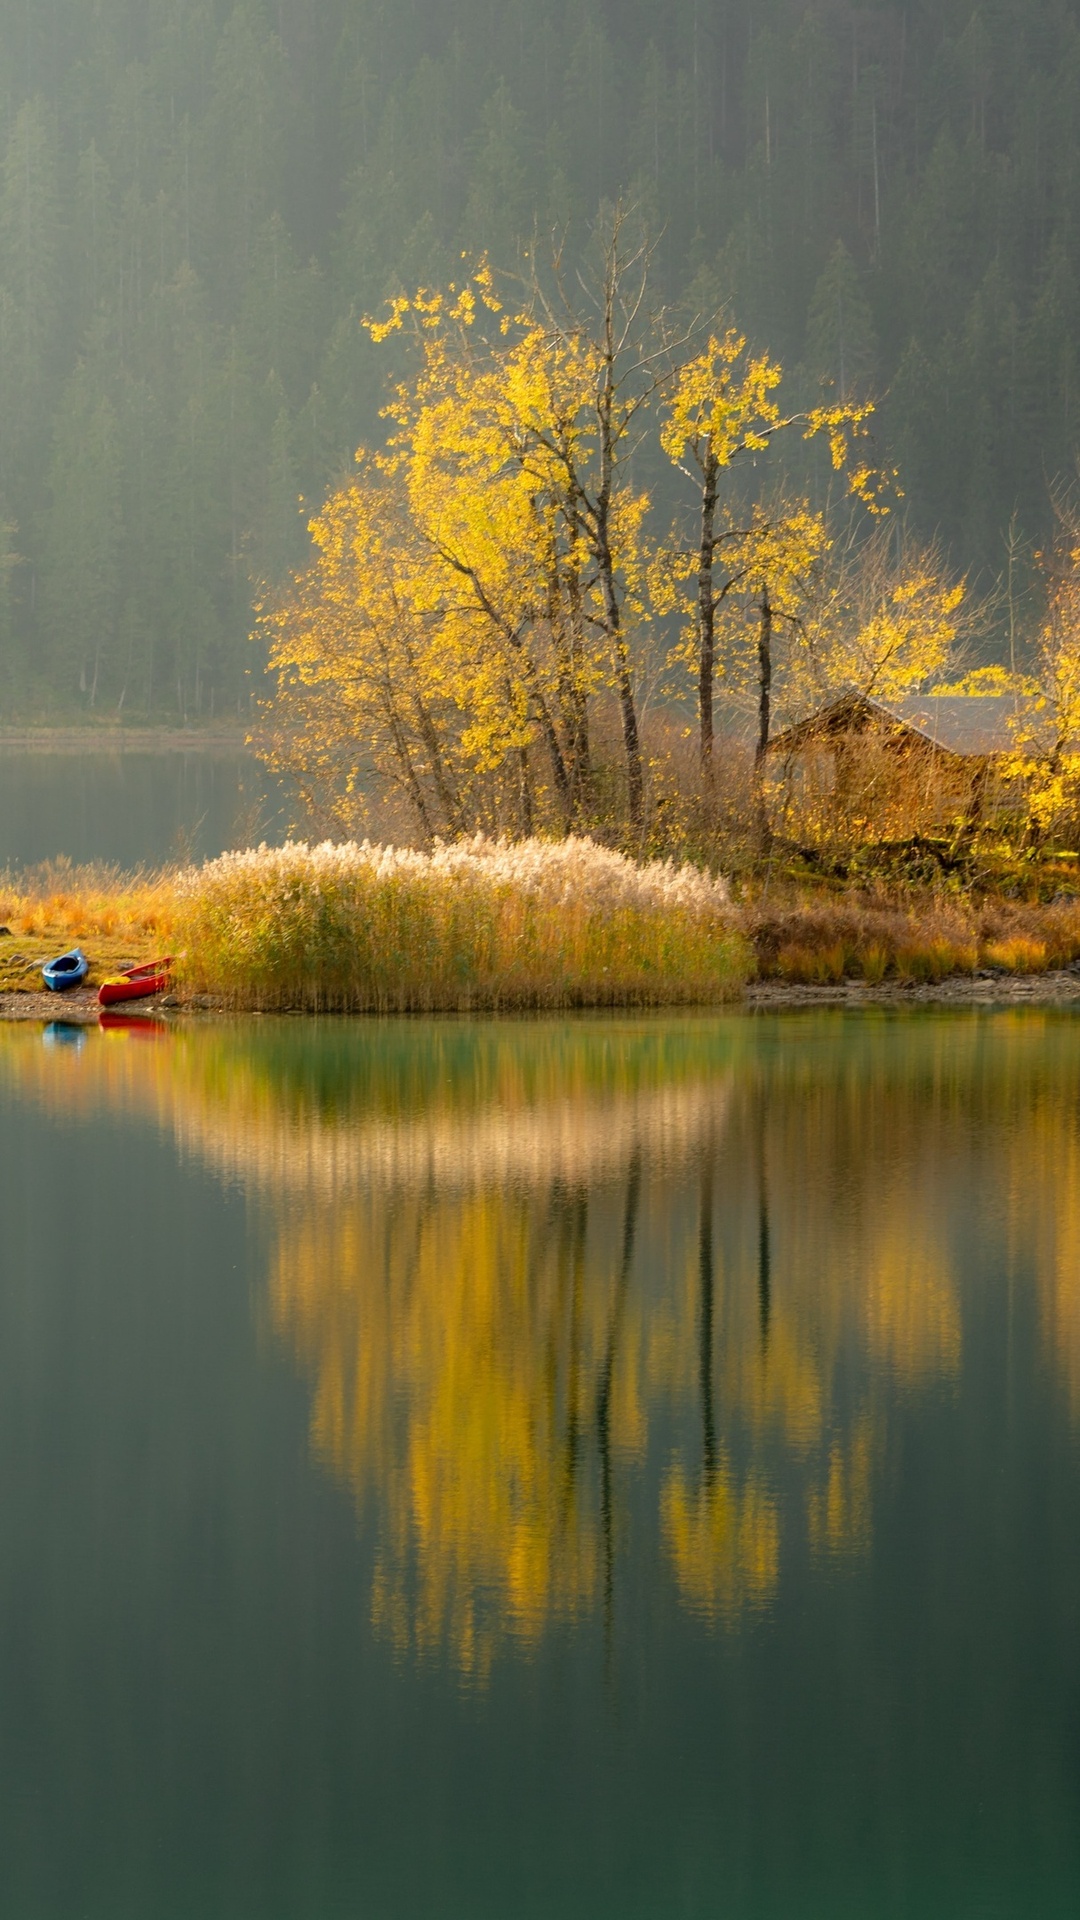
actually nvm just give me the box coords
[0,0,1076,719]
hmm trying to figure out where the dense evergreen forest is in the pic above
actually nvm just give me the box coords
[0,0,1078,719]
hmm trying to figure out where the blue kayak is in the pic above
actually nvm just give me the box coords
[42,948,90,992]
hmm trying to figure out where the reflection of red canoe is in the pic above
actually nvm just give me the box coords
[98,1011,170,1036]
[97,959,174,1007]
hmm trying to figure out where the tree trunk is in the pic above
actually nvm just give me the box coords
[384,699,434,842]
[615,644,644,836]
[698,451,719,784]
[517,745,534,836]
[754,586,773,852]
[531,679,575,830]
[594,494,643,836]
[413,694,464,836]
[447,553,574,831]
[397,625,464,835]
[594,315,644,836]
[562,555,592,819]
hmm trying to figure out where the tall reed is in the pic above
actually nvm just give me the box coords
[173,836,749,1012]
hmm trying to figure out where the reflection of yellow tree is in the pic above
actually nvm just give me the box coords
[656,1077,965,1600]
[1002,1074,1080,1417]
[271,1177,650,1678]
[0,1011,1019,1671]
[863,1210,962,1384]
[807,1417,875,1557]
[1036,1180,1080,1418]
[662,1466,780,1622]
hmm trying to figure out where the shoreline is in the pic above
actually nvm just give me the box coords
[745,968,1080,1008]
[0,726,250,754]
[6,969,1080,1024]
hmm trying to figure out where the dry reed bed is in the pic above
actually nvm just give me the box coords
[748,892,1080,984]
[172,836,748,1011]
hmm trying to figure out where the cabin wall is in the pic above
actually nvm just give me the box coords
[769,734,988,853]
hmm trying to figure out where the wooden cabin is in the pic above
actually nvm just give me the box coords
[764,691,1016,847]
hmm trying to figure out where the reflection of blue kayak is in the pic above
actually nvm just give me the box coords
[42,948,89,992]
[43,1021,86,1051]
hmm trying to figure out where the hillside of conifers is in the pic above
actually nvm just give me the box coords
[1,0,1080,732]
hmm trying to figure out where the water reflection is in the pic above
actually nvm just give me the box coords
[41,1020,87,1052]
[3,1010,1074,1674]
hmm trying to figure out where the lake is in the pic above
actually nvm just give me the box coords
[0,1007,1078,1917]
[0,746,290,872]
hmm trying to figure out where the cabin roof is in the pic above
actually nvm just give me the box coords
[768,690,1016,759]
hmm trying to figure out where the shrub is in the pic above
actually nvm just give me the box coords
[860,944,889,985]
[893,939,977,983]
[776,944,817,983]
[982,937,1049,974]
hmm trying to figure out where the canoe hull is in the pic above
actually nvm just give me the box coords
[98,974,169,1006]
[97,959,173,1007]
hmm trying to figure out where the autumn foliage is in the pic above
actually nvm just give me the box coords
[256,230,941,857]
[246,220,1080,900]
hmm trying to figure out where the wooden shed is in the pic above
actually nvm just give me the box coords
[764,691,1016,846]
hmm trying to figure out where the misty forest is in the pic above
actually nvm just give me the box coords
[0,0,1076,724]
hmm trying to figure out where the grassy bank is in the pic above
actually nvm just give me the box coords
[748,886,1080,985]
[0,862,174,994]
[6,839,1080,1011]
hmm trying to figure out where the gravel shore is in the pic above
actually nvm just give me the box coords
[745,968,1080,1008]
[5,969,1080,1023]
[1,988,106,1022]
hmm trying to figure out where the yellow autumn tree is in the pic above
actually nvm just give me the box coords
[256,460,468,841]
[369,216,667,836]
[1004,495,1080,840]
[258,224,933,854]
[798,520,969,705]
[659,327,880,783]
[369,268,610,830]
[508,208,668,834]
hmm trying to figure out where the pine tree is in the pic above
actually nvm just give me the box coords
[805,242,878,403]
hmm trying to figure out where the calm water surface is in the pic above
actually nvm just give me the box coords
[0,749,289,871]
[0,1008,1078,1917]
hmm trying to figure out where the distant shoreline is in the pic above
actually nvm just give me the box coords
[0,726,251,754]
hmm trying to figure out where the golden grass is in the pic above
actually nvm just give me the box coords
[747,885,1080,985]
[860,944,889,985]
[0,861,174,992]
[982,936,1048,974]
[172,836,751,1012]
[776,940,850,984]
[894,939,977,984]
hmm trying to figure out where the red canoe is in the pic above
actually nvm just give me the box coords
[97,959,174,1008]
